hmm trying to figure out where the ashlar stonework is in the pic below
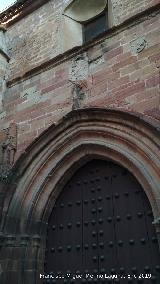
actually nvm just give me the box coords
[0,0,160,283]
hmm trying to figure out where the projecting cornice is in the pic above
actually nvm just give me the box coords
[0,0,50,26]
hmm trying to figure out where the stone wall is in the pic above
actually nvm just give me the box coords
[112,0,160,24]
[4,0,159,80]
[6,0,64,80]
[0,0,160,162]
[0,2,160,282]
[0,26,8,113]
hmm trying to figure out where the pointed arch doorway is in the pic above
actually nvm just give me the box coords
[2,108,160,284]
[44,159,160,283]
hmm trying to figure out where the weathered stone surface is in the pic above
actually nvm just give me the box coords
[1,123,17,166]
[0,28,8,113]
[0,1,159,283]
[0,123,17,184]
[69,53,89,82]
[1,6,159,159]
[130,37,147,54]
[0,30,7,55]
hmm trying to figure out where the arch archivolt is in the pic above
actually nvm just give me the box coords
[4,108,160,234]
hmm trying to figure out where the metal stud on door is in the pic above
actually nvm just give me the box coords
[44,160,160,284]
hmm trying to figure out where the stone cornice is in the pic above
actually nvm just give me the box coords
[0,0,50,26]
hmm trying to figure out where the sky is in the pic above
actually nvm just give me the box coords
[0,0,16,12]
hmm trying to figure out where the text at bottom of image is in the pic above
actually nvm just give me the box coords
[40,273,152,280]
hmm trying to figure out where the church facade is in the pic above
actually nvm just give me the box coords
[0,0,160,283]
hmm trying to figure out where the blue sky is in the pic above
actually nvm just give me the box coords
[0,0,15,12]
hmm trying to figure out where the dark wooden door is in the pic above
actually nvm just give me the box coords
[44,160,160,283]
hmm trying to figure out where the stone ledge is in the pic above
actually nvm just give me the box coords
[0,0,50,26]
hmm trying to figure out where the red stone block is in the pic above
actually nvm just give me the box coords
[104,46,123,61]
[146,75,159,88]
[108,76,130,90]
[41,79,68,94]
[138,44,160,59]
[112,56,137,72]
[106,81,146,104]
[55,67,69,80]
[93,69,120,85]
[90,82,108,98]
[149,52,160,63]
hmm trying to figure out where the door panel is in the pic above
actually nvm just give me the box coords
[44,160,160,284]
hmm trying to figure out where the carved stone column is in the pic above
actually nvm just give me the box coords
[0,123,17,242]
[0,232,43,284]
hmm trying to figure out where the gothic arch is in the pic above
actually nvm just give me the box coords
[1,108,160,284]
